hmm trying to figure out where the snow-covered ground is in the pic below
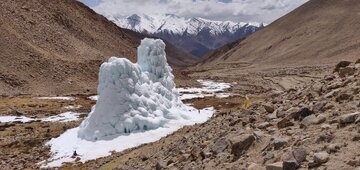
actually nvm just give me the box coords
[63,105,82,109]
[178,80,232,100]
[41,106,213,168]
[0,112,81,123]
[36,97,76,101]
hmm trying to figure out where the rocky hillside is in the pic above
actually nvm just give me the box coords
[0,0,197,96]
[198,0,360,68]
[71,59,360,170]
[111,14,263,57]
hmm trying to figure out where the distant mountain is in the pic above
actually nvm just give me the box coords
[108,14,264,57]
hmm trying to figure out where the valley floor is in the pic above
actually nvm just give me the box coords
[1,60,360,170]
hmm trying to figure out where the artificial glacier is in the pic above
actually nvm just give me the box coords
[78,38,197,141]
[42,38,214,168]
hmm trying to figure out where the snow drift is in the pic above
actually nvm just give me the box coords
[78,38,190,141]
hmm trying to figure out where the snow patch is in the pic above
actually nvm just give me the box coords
[63,105,82,109]
[36,97,76,101]
[88,95,98,101]
[0,112,81,123]
[178,80,232,100]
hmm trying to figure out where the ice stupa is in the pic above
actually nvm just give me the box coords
[78,38,189,141]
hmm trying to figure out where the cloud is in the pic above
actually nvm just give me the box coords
[88,0,308,23]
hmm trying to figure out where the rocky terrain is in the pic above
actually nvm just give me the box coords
[62,60,360,170]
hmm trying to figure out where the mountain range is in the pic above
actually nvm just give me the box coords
[109,14,264,57]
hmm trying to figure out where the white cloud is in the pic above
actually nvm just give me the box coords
[92,0,308,23]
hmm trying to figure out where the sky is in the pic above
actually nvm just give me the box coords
[80,0,308,24]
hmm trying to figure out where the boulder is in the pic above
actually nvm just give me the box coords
[229,134,255,159]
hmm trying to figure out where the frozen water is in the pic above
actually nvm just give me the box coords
[0,112,80,123]
[78,38,190,141]
[37,97,76,101]
[42,38,215,167]
[41,106,213,168]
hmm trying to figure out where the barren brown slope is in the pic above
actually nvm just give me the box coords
[198,0,360,69]
[0,0,196,96]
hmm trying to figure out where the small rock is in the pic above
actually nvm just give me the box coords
[229,134,255,159]
[327,143,340,153]
[263,151,274,163]
[312,101,328,113]
[282,147,307,169]
[258,122,272,129]
[336,93,353,103]
[324,89,340,98]
[312,81,323,94]
[334,60,351,73]
[315,114,327,124]
[300,114,316,127]
[321,124,332,130]
[266,162,283,170]
[264,105,275,113]
[248,163,263,170]
[356,59,360,64]
[314,152,329,164]
[272,137,288,150]
[155,161,166,170]
[316,133,334,143]
[275,109,287,118]
[277,118,294,129]
[339,67,355,78]
[211,137,228,154]
[293,107,314,121]
[339,112,360,124]
[266,113,277,121]
[352,134,360,141]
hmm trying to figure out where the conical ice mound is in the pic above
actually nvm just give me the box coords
[78,38,188,141]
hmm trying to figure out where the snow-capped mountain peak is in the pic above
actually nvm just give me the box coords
[110,13,262,36]
[107,13,264,57]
